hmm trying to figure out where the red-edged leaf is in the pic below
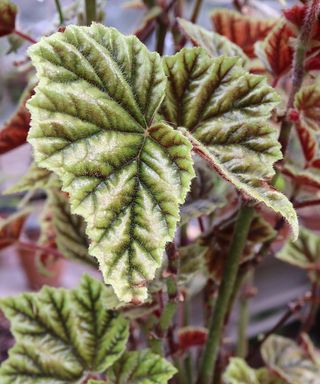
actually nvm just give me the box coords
[295,84,320,132]
[281,165,320,190]
[311,158,320,169]
[305,53,320,71]
[283,4,320,39]
[0,89,33,154]
[211,9,275,58]
[178,327,208,351]
[255,20,295,77]
[134,6,161,41]
[0,0,17,37]
[0,210,29,250]
[296,123,318,163]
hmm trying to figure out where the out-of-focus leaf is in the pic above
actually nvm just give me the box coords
[161,47,298,238]
[0,210,29,250]
[261,335,320,384]
[211,9,275,58]
[276,227,320,282]
[27,24,194,303]
[295,83,320,132]
[0,275,129,384]
[178,326,207,352]
[6,33,25,54]
[255,20,295,77]
[179,243,207,284]
[180,199,221,226]
[107,350,177,383]
[123,0,145,9]
[178,18,248,61]
[281,165,320,190]
[283,4,320,39]
[0,0,17,37]
[295,123,317,163]
[134,5,161,40]
[0,88,32,155]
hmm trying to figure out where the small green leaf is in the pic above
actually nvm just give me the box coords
[0,275,129,383]
[27,24,194,302]
[178,18,248,61]
[161,47,298,238]
[107,350,177,383]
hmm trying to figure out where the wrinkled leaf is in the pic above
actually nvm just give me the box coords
[107,350,177,384]
[295,83,320,132]
[255,20,295,77]
[211,9,275,58]
[27,24,194,303]
[0,210,29,250]
[262,335,320,384]
[0,274,129,383]
[0,0,17,37]
[178,18,247,61]
[161,47,297,238]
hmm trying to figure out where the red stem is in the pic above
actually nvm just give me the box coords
[14,29,37,44]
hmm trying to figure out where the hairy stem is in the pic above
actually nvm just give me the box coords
[197,205,255,384]
[13,30,37,44]
[190,0,203,23]
[54,0,65,25]
[85,0,96,25]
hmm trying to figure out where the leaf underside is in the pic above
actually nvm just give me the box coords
[27,24,194,302]
[0,275,129,384]
[160,47,298,238]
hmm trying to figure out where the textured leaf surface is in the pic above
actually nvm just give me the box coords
[48,189,97,267]
[211,9,275,58]
[27,24,194,302]
[161,48,298,238]
[254,21,295,77]
[107,350,177,383]
[295,84,320,132]
[262,335,320,384]
[178,18,247,61]
[0,275,129,383]
[0,0,17,37]
[0,210,29,250]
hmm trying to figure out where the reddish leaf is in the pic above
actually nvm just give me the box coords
[0,89,32,154]
[0,0,17,37]
[283,4,320,39]
[295,84,320,132]
[255,20,295,77]
[0,210,29,250]
[178,327,208,351]
[296,123,318,163]
[311,158,320,168]
[281,165,320,190]
[211,9,275,58]
[305,54,320,71]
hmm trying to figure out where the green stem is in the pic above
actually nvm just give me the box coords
[155,18,168,55]
[54,0,65,25]
[197,205,255,384]
[85,0,96,25]
[190,0,203,23]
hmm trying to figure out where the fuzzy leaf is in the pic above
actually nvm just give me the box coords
[211,9,275,58]
[0,88,32,155]
[27,24,194,303]
[107,350,177,383]
[283,4,320,39]
[295,83,320,132]
[178,18,247,61]
[161,47,298,238]
[0,210,29,250]
[48,189,97,267]
[254,21,295,77]
[0,0,17,37]
[262,335,320,384]
[0,275,129,383]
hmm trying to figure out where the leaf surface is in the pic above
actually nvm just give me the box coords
[27,24,194,302]
[0,275,129,383]
[161,48,298,238]
[295,123,317,163]
[295,83,320,132]
[0,210,30,250]
[0,0,17,37]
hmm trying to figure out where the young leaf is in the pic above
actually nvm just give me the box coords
[283,3,320,39]
[295,83,320,132]
[211,9,275,58]
[254,21,295,77]
[161,48,298,238]
[27,24,194,303]
[261,335,320,384]
[0,275,129,383]
[0,210,29,250]
[0,0,17,37]
[178,18,248,61]
[295,123,317,163]
[107,350,177,383]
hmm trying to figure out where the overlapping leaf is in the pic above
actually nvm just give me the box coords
[161,47,298,238]
[295,123,317,163]
[281,165,320,190]
[295,84,320,132]
[254,20,295,77]
[0,275,129,383]
[262,335,320,384]
[0,210,29,250]
[27,24,194,303]
[178,18,247,61]
[211,9,275,58]
[284,4,320,39]
[107,350,177,383]
[0,0,17,37]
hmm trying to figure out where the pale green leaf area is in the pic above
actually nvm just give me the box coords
[161,48,298,239]
[27,24,194,303]
[0,275,129,383]
[107,350,177,384]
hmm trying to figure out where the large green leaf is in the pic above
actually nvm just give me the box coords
[107,350,177,383]
[0,275,129,383]
[161,47,298,238]
[27,24,194,302]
